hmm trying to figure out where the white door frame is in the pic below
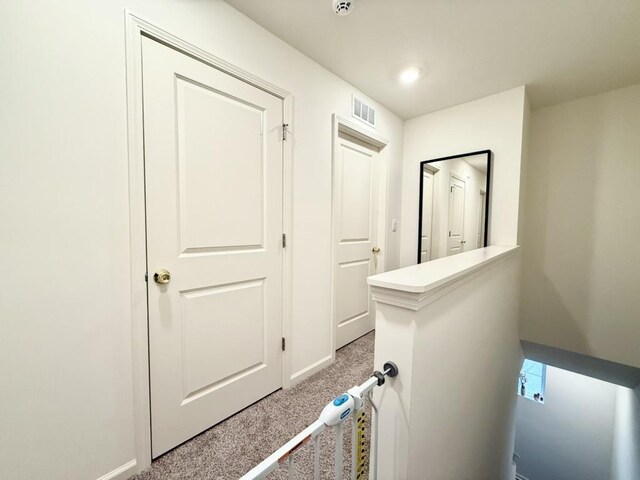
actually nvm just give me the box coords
[330,114,389,356]
[477,189,487,248]
[420,170,435,263]
[125,11,294,472]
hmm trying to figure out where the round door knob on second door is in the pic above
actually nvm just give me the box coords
[154,269,171,284]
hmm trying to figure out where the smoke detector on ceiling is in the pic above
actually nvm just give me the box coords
[332,0,354,16]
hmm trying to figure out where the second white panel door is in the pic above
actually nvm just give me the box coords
[447,175,466,256]
[334,133,380,349]
[142,37,284,457]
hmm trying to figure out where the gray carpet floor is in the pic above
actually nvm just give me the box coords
[134,332,375,480]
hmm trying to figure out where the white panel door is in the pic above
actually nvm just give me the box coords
[420,171,434,263]
[142,37,284,457]
[447,175,466,256]
[334,133,379,349]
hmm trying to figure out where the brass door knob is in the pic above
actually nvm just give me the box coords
[372,247,381,254]
[154,269,171,284]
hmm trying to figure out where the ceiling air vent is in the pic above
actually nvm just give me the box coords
[352,96,376,128]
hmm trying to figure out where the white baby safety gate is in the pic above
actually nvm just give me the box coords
[240,361,398,480]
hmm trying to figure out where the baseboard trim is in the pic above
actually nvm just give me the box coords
[515,473,531,480]
[97,459,137,480]
[290,355,333,385]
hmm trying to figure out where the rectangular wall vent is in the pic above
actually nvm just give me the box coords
[352,95,376,128]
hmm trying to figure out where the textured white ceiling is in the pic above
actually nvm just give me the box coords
[465,155,488,176]
[225,0,640,119]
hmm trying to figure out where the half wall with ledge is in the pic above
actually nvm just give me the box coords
[368,245,522,480]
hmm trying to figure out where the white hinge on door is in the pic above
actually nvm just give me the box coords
[282,123,289,142]
[282,233,287,248]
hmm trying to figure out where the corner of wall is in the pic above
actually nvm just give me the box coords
[611,384,640,480]
[517,87,531,247]
[516,88,531,336]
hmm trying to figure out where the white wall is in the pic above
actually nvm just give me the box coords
[611,385,640,480]
[401,86,528,266]
[373,250,523,479]
[514,366,618,480]
[520,83,640,369]
[0,1,404,478]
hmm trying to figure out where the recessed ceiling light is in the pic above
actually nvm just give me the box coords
[399,66,422,84]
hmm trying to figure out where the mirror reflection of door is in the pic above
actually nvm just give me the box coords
[420,170,434,262]
[417,150,491,264]
[447,174,466,256]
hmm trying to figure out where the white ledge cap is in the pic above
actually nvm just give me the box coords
[368,245,519,294]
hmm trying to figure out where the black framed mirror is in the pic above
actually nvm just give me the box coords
[417,150,492,264]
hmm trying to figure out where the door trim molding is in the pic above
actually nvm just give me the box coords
[124,10,293,471]
[420,169,435,263]
[330,114,390,355]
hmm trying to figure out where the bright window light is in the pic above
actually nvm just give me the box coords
[518,359,547,403]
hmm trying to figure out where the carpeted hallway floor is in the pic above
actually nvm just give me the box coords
[134,331,375,480]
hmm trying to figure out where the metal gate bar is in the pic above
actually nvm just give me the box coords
[240,361,398,480]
